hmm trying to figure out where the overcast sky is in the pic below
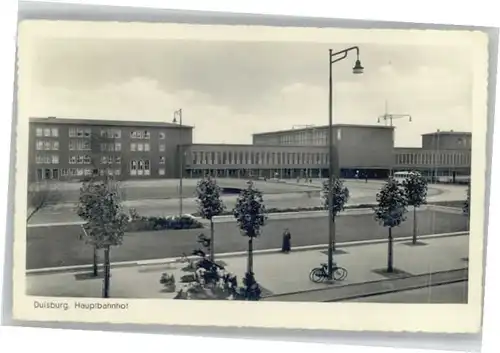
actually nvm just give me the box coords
[26,37,473,147]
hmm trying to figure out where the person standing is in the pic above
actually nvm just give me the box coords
[281,228,291,253]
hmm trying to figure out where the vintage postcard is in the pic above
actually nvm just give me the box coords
[12,20,489,333]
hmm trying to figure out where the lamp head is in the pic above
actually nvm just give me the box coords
[409,116,412,122]
[352,59,364,74]
[173,117,177,123]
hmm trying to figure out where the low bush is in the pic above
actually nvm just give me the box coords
[191,203,378,217]
[127,209,204,232]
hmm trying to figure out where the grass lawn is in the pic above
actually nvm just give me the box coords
[26,209,468,270]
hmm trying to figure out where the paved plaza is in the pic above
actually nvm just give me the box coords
[27,178,467,226]
[26,234,469,302]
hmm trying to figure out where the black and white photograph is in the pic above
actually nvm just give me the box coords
[11,20,489,332]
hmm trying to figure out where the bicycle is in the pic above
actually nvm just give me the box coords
[309,263,348,283]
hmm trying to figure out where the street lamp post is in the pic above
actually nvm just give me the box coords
[327,47,364,280]
[377,112,412,177]
[173,108,183,217]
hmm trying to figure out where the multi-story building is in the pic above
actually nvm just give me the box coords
[252,124,395,178]
[28,117,472,183]
[394,130,472,181]
[183,144,329,179]
[28,117,192,182]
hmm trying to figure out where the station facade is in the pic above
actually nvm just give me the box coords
[28,117,472,183]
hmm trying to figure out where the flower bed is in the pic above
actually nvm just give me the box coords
[127,213,204,232]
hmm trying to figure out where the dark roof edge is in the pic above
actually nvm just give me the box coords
[29,117,194,129]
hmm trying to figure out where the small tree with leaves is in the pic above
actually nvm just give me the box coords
[373,178,408,273]
[195,177,225,261]
[401,171,428,245]
[321,178,350,279]
[233,181,267,275]
[27,181,61,223]
[77,179,129,297]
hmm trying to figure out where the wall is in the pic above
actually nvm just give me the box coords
[335,126,394,169]
[422,133,472,150]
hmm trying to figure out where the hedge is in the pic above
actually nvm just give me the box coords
[190,203,377,217]
[190,200,465,218]
[127,214,204,232]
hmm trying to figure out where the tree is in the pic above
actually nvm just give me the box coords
[27,181,61,222]
[401,171,428,245]
[232,181,267,275]
[321,178,350,279]
[373,178,408,273]
[77,179,129,297]
[195,177,226,261]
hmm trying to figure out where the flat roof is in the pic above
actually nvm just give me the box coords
[253,124,394,136]
[422,131,471,136]
[29,117,193,129]
[186,143,327,149]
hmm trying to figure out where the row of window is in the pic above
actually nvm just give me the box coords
[35,126,171,140]
[189,150,329,166]
[101,142,122,152]
[35,140,59,151]
[101,155,122,164]
[35,155,59,164]
[35,153,166,166]
[395,151,471,166]
[100,128,122,139]
[130,159,151,176]
[36,139,173,153]
[130,142,150,152]
[69,127,92,138]
[35,127,59,138]
[36,168,122,180]
[35,166,172,180]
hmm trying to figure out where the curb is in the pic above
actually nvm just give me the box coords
[26,231,469,275]
[262,268,468,301]
[327,278,468,303]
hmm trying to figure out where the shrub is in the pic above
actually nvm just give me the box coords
[159,273,176,292]
[126,212,204,232]
[173,234,263,301]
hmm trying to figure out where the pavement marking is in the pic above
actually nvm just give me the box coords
[26,231,468,275]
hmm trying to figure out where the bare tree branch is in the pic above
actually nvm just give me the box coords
[27,181,61,222]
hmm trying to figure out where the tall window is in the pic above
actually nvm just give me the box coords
[36,128,43,137]
[130,160,138,176]
[159,144,165,152]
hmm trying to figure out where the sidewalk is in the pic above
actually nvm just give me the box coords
[26,233,469,300]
